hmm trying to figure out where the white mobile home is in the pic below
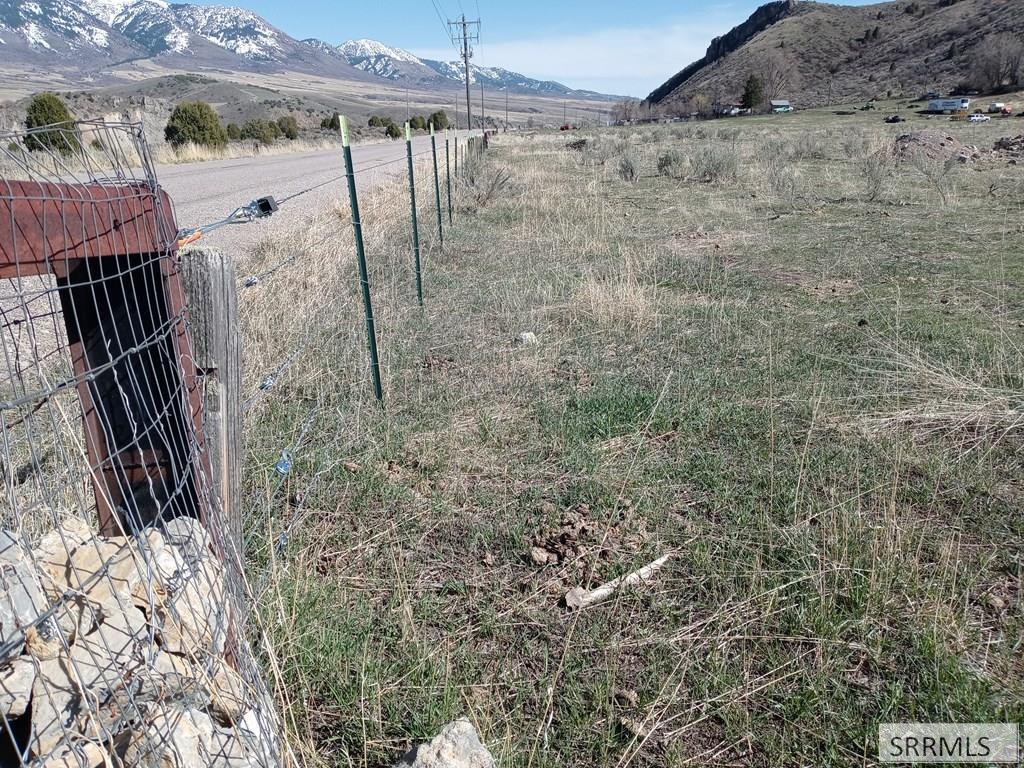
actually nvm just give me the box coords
[927,98,970,114]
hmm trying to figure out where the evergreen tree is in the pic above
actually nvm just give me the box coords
[164,102,228,148]
[741,75,765,109]
[24,93,77,155]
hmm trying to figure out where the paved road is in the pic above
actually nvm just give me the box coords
[157,131,476,251]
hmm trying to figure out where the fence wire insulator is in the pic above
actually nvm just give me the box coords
[175,196,279,248]
[274,451,293,477]
[243,275,260,288]
[259,374,276,391]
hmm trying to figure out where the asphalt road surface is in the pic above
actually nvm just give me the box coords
[157,131,477,251]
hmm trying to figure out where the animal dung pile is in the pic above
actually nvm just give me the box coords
[0,516,278,767]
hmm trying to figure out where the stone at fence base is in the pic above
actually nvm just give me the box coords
[65,538,144,613]
[162,516,212,561]
[154,520,228,656]
[0,531,47,646]
[210,662,249,724]
[36,518,95,592]
[30,596,150,755]
[0,655,34,717]
[125,708,215,768]
[394,718,496,768]
[12,516,277,767]
[37,739,108,768]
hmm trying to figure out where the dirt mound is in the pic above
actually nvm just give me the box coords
[893,131,979,163]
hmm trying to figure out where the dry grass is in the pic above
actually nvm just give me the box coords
[229,120,1024,767]
[151,134,372,166]
[575,255,661,334]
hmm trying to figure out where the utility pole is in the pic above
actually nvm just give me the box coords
[505,88,509,130]
[455,93,459,130]
[448,15,480,132]
[563,101,566,126]
[480,81,485,129]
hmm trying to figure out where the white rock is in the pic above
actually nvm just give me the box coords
[210,662,249,725]
[161,516,212,561]
[124,708,215,768]
[395,718,496,768]
[0,655,34,717]
[515,332,538,346]
[0,531,47,647]
[31,596,148,755]
[233,706,280,768]
[156,549,228,656]
[66,538,144,607]
[209,727,260,768]
[35,518,95,594]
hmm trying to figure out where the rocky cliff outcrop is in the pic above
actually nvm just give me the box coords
[647,0,797,104]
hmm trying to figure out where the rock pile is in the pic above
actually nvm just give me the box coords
[993,134,1024,162]
[0,516,278,767]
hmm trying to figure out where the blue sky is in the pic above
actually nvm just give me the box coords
[241,0,872,97]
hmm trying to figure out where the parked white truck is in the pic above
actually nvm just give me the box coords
[927,97,970,113]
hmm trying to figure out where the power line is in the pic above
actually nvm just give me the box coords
[448,14,480,130]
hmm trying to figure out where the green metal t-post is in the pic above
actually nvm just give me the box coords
[445,129,453,225]
[405,122,423,306]
[430,123,443,246]
[341,116,383,402]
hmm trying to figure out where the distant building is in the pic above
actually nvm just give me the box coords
[770,99,793,113]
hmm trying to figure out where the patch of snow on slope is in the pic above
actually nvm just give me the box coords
[340,38,419,63]
[21,21,52,49]
[165,26,188,52]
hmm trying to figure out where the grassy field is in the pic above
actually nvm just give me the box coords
[236,107,1023,767]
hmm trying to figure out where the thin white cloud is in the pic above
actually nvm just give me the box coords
[413,20,727,97]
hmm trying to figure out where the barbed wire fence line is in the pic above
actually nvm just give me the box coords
[0,115,489,766]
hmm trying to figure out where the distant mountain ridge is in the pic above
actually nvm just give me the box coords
[0,0,618,99]
[323,37,619,99]
[648,0,1024,110]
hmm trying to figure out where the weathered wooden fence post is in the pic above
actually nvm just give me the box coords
[179,246,244,584]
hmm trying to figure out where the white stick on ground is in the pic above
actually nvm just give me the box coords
[564,553,672,610]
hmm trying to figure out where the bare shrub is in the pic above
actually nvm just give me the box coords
[842,129,872,159]
[788,130,828,160]
[762,154,807,211]
[691,142,739,183]
[910,150,960,208]
[656,149,686,180]
[463,156,513,206]
[583,135,626,166]
[617,153,639,182]
[860,148,896,202]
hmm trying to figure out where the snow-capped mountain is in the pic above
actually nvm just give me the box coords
[421,58,601,97]
[0,0,362,73]
[340,39,420,64]
[0,0,617,100]
[337,39,431,81]
[331,38,618,99]
[0,0,137,58]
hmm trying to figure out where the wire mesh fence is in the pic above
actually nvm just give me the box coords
[0,121,282,767]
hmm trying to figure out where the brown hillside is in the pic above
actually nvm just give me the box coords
[649,0,1024,109]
